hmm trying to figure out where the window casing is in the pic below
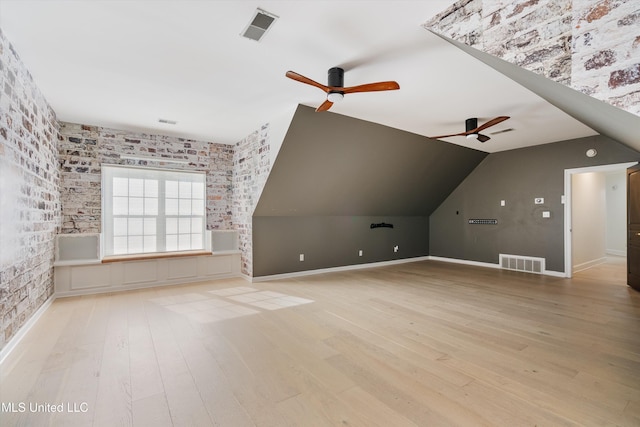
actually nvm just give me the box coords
[102,165,206,256]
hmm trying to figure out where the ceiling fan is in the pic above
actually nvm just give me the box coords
[285,67,400,112]
[430,116,510,143]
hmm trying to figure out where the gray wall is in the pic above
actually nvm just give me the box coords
[253,216,428,276]
[430,135,640,272]
[252,105,487,277]
[254,105,487,216]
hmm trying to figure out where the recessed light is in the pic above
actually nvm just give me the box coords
[586,148,597,157]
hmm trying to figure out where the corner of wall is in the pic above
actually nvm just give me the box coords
[230,106,297,277]
[232,123,273,277]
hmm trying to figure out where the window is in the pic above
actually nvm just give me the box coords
[102,165,206,256]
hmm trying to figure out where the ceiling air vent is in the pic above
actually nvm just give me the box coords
[490,128,514,135]
[241,8,278,42]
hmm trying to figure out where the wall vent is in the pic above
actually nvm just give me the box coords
[499,254,545,274]
[241,8,278,42]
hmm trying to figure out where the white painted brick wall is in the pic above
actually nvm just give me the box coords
[424,0,639,117]
[232,124,271,276]
[58,122,234,234]
[0,29,61,351]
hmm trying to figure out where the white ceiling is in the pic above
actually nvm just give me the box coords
[0,0,598,152]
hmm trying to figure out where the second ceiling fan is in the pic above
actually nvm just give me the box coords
[431,116,510,142]
[286,67,400,112]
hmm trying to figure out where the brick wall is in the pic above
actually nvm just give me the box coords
[232,124,271,276]
[57,122,234,234]
[0,29,61,351]
[424,0,639,116]
[573,0,640,115]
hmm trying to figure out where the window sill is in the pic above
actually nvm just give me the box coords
[102,250,213,264]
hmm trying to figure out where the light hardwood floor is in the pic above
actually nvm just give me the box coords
[1,259,639,426]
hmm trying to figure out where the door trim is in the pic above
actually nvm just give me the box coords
[563,161,638,278]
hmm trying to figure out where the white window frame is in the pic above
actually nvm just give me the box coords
[102,164,207,256]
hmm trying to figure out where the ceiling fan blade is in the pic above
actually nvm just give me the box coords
[316,99,334,112]
[429,132,467,139]
[342,81,400,94]
[477,134,491,142]
[473,116,510,133]
[286,71,330,92]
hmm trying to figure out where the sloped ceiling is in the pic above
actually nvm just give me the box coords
[254,105,487,217]
[433,32,640,154]
[0,0,600,153]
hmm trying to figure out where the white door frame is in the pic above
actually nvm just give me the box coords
[563,161,638,278]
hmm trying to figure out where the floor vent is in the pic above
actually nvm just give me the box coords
[499,254,545,274]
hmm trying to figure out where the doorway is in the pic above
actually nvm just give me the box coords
[564,161,638,278]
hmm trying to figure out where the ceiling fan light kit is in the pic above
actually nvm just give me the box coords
[286,67,399,112]
[327,92,344,102]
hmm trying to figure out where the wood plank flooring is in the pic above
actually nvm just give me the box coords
[1,258,639,426]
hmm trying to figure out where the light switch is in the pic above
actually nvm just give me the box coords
[500,200,506,206]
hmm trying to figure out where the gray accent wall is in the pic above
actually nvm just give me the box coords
[254,105,487,217]
[429,135,640,272]
[252,105,487,277]
[253,216,428,276]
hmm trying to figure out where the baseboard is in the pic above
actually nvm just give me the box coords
[55,272,242,298]
[251,256,431,282]
[606,249,626,257]
[429,256,567,278]
[0,294,55,366]
[573,257,607,274]
[251,255,571,282]
[239,272,253,282]
[428,256,500,270]
[542,270,566,278]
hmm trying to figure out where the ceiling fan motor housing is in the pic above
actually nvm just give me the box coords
[328,67,344,92]
[465,118,478,133]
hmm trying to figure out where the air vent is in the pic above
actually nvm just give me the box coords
[241,8,278,42]
[499,254,545,274]
[490,128,514,135]
[158,118,177,125]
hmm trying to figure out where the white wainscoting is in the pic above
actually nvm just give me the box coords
[55,252,241,297]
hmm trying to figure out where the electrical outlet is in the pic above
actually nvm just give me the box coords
[393,245,399,253]
[542,211,550,218]
[299,254,304,262]
[358,250,363,257]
